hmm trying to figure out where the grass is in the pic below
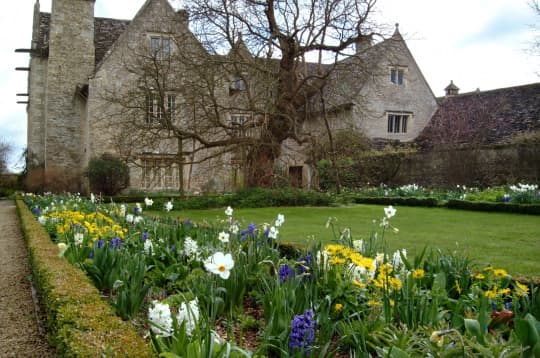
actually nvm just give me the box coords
[150,205,540,277]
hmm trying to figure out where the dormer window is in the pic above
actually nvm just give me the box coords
[150,36,170,60]
[390,67,405,85]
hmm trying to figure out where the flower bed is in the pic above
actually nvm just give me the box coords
[22,193,540,357]
[16,198,152,357]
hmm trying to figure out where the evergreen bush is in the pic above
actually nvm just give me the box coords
[86,154,129,196]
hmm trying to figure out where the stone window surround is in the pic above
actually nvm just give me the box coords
[146,92,177,124]
[229,113,252,137]
[386,111,412,134]
[140,156,180,190]
[389,66,407,85]
[147,33,171,60]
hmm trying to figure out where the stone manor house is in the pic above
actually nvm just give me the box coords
[21,0,538,192]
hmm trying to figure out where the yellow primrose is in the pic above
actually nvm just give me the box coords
[485,287,498,299]
[515,281,529,297]
[412,269,425,279]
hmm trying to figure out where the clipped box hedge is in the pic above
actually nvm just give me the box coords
[110,187,332,210]
[447,199,540,215]
[351,196,440,207]
[15,199,154,358]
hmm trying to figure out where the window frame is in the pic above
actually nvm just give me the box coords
[146,93,177,124]
[230,113,251,137]
[149,34,171,60]
[389,66,406,85]
[386,112,411,134]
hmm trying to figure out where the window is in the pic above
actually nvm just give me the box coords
[230,114,249,137]
[387,113,410,134]
[141,158,180,189]
[146,93,176,123]
[150,36,170,60]
[390,67,405,85]
[229,75,246,95]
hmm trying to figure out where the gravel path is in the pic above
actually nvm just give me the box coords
[0,200,57,357]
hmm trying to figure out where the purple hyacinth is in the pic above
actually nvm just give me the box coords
[240,223,257,241]
[96,239,106,249]
[109,237,122,249]
[183,219,193,228]
[297,253,313,275]
[142,231,149,241]
[279,264,295,283]
[32,207,40,215]
[134,206,141,215]
[289,309,315,354]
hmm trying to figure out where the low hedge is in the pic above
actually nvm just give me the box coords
[351,196,440,207]
[109,188,332,210]
[15,199,153,358]
[447,199,540,215]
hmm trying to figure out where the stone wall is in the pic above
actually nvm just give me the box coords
[390,145,540,187]
[44,0,95,189]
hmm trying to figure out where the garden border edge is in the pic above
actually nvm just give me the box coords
[15,198,154,358]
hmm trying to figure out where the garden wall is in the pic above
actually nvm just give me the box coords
[390,144,540,187]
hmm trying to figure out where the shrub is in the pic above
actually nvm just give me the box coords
[86,154,129,196]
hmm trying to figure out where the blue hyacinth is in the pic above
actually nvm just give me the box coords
[289,309,315,354]
[109,237,122,249]
[279,264,295,283]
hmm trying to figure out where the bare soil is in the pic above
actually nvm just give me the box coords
[0,200,56,357]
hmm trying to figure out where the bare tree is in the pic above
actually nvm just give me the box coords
[0,138,12,174]
[95,0,385,189]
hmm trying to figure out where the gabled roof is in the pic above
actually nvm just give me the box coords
[36,12,130,64]
[417,82,540,148]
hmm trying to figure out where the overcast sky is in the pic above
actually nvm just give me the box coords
[1,0,538,172]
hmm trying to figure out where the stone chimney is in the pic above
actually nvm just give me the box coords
[177,9,189,27]
[355,34,373,54]
[444,80,459,96]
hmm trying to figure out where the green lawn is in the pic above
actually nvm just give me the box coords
[153,205,540,277]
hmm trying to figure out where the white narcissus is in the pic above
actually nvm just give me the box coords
[218,231,230,243]
[165,201,173,212]
[384,205,396,219]
[144,197,153,206]
[275,213,285,227]
[225,206,233,216]
[204,252,234,279]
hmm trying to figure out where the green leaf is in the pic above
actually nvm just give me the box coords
[159,353,182,358]
[387,346,410,358]
[515,314,540,354]
[464,318,484,344]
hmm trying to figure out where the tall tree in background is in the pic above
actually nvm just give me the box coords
[182,0,381,186]
[0,138,12,174]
